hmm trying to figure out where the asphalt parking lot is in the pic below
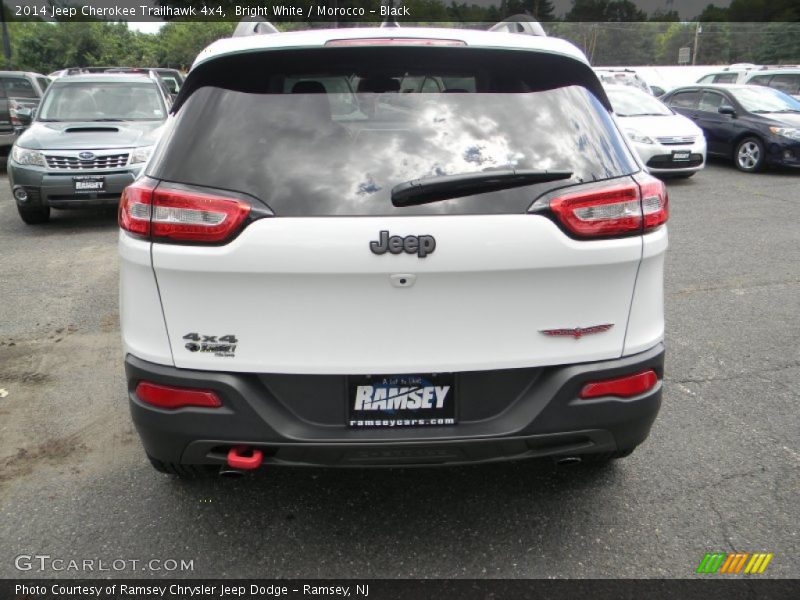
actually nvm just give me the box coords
[0,160,798,579]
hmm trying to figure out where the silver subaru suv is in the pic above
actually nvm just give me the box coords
[8,73,169,224]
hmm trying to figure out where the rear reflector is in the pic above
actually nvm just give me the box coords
[325,38,466,47]
[119,181,251,244]
[579,370,658,399]
[135,381,222,409]
[547,174,668,238]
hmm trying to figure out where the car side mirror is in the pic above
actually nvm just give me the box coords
[718,105,736,116]
[15,107,33,125]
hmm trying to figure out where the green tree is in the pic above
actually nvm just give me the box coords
[565,0,647,22]
[155,21,234,70]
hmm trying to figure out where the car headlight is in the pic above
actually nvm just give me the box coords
[11,146,46,167]
[625,130,655,144]
[130,145,154,164]
[769,126,800,141]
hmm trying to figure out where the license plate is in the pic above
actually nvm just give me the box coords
[348,373,456,428]
[73,176,105,193]
[673,151,691,161]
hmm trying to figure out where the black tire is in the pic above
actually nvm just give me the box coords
[147,456,215,479]
[17,204,50,225]
[734,136,765,172]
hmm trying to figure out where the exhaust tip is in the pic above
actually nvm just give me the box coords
[555,456,582,466]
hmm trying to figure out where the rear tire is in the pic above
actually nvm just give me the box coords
[17,204,50,225]
[147,456,215,479]
[734,137,765,172]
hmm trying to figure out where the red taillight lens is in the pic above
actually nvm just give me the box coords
[119,182,251,244]
[119,181,154,237]
[135,381,222,409]
[548,175,668,238]
[635,173,669,230]
[550,181,642,237]
[579,370,658,399]
[9,100,22,126]
[325,38,466,47]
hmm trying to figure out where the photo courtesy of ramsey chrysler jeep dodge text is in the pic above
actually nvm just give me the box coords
[118,25,668,477]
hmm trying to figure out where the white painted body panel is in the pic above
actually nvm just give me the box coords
[139,215,652,374]
[118,232,173,365]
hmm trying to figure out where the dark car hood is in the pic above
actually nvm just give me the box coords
[16,120,165,150]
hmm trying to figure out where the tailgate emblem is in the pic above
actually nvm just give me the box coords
[370,230,436,258]
[540,324,614,339]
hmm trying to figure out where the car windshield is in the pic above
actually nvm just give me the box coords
[38,81,165,121]
[728,87,800,113]
[606,87,672,116]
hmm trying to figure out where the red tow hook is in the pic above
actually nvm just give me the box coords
[227,446,263,470]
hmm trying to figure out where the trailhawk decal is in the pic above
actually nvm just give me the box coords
[539,324,614,339]
[182,332,238,357]
[348,374,455,428]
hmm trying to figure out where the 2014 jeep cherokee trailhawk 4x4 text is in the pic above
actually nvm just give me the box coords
[118,25,668,476]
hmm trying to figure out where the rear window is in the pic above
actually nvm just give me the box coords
[2,77,37,98]
[151,48,636,216]
[668,91,700,109]
[769,74,800,95]
[713,73,738,84]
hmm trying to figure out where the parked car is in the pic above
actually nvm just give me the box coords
[696,64,759,84]
[744,68,800,101]
[662,84,800,172]
[0,71,50,157]
[104,67,185,96]
[594,68,652,94]
[49,66,184,96]
[120,25,668,477]
[605,84,706,178]
[8,74,170,224]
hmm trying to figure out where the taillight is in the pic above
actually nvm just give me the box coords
[546,174,668,238]
[579,370,659,399]
[325,38,466,47]
[135,381,222,409]
[636,173,669,230]
[9,100,21,126]
[119,181,251,244]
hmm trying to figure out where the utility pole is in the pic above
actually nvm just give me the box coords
[0,0,12,67]
[692,23,702,65]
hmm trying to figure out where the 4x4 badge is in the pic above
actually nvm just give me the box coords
[540,324,614,339]
[370,230,436,258]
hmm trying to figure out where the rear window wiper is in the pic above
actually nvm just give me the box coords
[391,169,573,207]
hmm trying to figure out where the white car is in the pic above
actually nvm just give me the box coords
[606,84,706,178]
[119,26,668,477]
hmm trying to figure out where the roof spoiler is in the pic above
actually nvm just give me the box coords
[488,15,546,37]
[232,18,279,38]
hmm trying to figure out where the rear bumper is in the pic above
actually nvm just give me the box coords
[126,343,664,468]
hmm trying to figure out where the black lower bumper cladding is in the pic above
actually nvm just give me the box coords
[126,344,664,468]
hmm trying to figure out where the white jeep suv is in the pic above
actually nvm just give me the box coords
[118,26,668,476]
